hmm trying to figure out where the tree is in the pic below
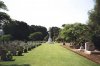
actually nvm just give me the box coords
[0,34,12,41]
[29,25,48,40]
[0,0,8,11]
[55,37,64,43]
[0,12,11,25]
[50,27,60,41]
[0,1,10,27]
[3,20,48,41]
[43,35,48,41]
[88,0,100,50]
[29,32,43,41]
[3,20,30,40]
[60,23,89,48]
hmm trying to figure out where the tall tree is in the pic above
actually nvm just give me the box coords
[3,20,30,40]
[88,0,100,50]
[0,0,10,27]
[0,12,11,25]
[50,27,60,41]
[29,25,48,40]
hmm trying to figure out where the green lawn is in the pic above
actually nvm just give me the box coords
[0,43,99,66]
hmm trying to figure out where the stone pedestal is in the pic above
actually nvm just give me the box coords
[48,36,52,43]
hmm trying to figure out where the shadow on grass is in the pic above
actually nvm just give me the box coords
[0,64,30,66]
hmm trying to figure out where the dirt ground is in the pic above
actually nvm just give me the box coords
[62,44,100,64]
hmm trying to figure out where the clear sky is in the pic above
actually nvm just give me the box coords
[2,0,94,28]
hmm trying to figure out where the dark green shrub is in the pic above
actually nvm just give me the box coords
[17,51,23,56]
[28,47,31,51]
[24,49,28,53]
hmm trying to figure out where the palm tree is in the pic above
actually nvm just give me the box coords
[0,1,10,45]
[0,0,8,11]
[0,0,11,24]
[0,0,11,28]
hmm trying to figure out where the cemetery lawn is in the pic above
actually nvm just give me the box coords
[0,43,99,66]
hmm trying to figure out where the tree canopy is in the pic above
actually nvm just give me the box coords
[88,0,100,50]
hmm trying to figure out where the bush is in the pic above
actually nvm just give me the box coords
[17,51,23,56]
[28,47,31,51]
[29,32,43,41]
[24,49,28,53]
[0,34,12,41]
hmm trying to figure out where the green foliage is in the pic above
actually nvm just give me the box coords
[88,0,100,50]
[43,35,48,41]
[0,0,8,11]
[3,21,48,41]
[55,37,64,42]
[0,12,11,22]
[50,27,60,41]
[0,34,12,41]
[29,25,48,40]
[0,1,9,27]
[29,32,43,41]
[3,20,30,40]
[0,12,11,29]
[60,23,90,46]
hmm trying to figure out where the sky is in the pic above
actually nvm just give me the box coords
[2,0,94,29]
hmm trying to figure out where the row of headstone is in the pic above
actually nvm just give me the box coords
[0,41,43,61]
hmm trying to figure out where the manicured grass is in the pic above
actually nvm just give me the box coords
[0,43,99,66]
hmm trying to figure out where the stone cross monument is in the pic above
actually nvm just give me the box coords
[47,27,53,44]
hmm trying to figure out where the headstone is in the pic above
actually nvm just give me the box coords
[63,42,65,45]
[78,45,84,51]
[80,45,84,49]
[85,42,95,51]
[6,51,13,61]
